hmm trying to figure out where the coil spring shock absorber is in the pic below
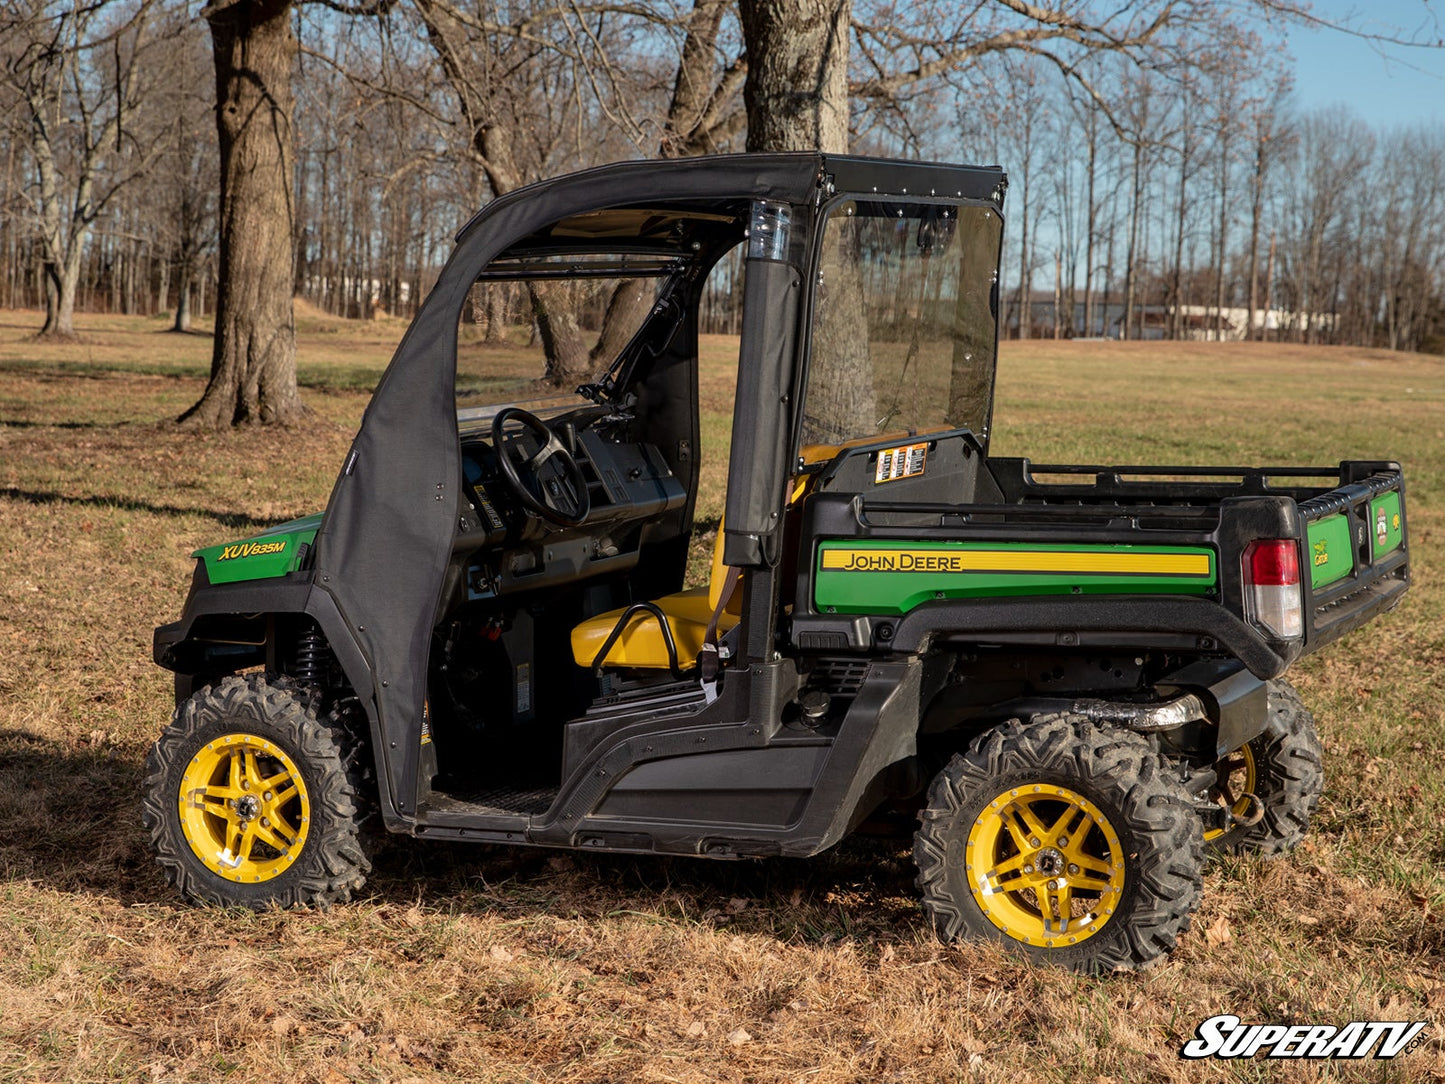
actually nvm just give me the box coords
[293,624,328,688]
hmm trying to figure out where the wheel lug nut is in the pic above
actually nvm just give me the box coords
[1068,864,1079,875]
[1024,864,1034,873]
[1057,836,1069,847]
[1028,837,1040,848]
[261,817,270,827]
[264,792,272,800]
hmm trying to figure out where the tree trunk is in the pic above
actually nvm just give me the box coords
[180,0,303,427]
[1017,165,1031,340]
[1083,115,1097,338]
[661,0,734,156]
[175,273,193,332]
[157,257,171,315]
[1245,147,1264,341]
[738,0,850,155]
[1123,142,1144,341]
[530,284,592,384]
[1262,231,1276,343]
[589,280,652,366]
[40,242,83,338]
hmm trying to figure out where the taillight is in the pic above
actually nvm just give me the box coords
[1242,540,1303,640]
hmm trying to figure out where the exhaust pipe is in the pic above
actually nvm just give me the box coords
[1070,691,1208,732]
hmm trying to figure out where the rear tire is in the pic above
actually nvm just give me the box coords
[142,674,371,907]
[1204,678,1323,857]
[914,715,1203,973]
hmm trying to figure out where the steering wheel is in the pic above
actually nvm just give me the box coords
[490,407,591,528]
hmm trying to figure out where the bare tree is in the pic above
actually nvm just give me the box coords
[1278,108,1374,344]
[3,0,165,338]
[1380,126,1444,351]
[1243,75,1292,340]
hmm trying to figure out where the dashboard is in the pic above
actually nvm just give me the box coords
[456,424,687,598]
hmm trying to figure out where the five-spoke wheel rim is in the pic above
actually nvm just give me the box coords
[178,733,311,883]
[965,783,1125,947]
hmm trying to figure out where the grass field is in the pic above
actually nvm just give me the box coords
[1,308,1443,1082]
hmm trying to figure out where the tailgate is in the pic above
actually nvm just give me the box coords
[1299,461,1410,652]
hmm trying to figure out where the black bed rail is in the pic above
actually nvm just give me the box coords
[988,458,1393,506]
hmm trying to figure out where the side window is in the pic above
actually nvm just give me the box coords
[801,201,1001,450]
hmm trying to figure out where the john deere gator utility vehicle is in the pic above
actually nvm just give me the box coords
[145,153,1410,972]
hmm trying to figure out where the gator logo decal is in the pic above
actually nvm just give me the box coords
[1376,509,1389,548]
[217,540,288,561]
[1313,538,1329,568]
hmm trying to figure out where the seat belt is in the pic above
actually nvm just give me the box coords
[699,565,742,685]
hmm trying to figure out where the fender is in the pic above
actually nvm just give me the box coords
[152,568,411,830]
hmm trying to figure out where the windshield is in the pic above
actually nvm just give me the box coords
[455,253,680,431]
[801,199,1002,452]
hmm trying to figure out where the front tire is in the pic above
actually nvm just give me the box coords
[142,675,371,907]
[914,715,1203,973]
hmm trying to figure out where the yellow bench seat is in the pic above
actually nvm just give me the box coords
[570,586,740,670]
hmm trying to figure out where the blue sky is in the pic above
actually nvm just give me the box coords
[1288,1,1445,126]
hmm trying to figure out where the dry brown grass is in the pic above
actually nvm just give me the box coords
[2,310,1444,1081]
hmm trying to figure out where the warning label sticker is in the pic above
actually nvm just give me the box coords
[875,443,928,484]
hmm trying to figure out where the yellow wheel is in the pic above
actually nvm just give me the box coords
[178,734,311,883]
[144,675,371,908]
[915,715,1203,973]
[1203,744,1256,844]
[1204,679,1323,856]
[965,784,1125,947]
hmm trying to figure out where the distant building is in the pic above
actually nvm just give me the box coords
[1005,295,1338,341]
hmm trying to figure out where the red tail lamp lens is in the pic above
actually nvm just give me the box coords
[1244,540,1299,587]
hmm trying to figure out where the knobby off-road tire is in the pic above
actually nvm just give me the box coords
[915,715,1204,973]
[1205,678,1324,858]
[142,674,371,907]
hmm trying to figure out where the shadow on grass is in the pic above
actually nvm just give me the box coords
[0,357,381,395]
[0,728,923,943]
[0,731,160,903]
[1,486,280,531]
[363,831,925,945]
[0,418,129,430]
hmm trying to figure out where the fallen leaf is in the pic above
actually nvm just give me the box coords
[1204,915,1232,947]
[489,944,514,963]
[686,1020,706,1038]
[726,1028,752,1045]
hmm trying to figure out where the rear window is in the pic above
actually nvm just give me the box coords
[801,200,1001,450]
